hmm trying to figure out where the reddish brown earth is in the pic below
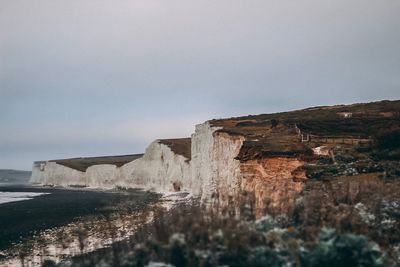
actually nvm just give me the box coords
[240,157,306,217]
[211,100,400,215]
[210,100,400,161]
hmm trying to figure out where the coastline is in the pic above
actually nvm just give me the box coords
[0,184,191,267]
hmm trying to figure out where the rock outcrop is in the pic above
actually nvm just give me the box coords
[240,157,306,216]
[190,123,245,204]
[31,100,400,215]
[117,139,191,192]
[31,139,191,192]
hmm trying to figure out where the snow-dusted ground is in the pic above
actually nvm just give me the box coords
[0,192,49,205]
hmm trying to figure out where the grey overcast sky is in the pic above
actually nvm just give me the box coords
[1,0,400,170]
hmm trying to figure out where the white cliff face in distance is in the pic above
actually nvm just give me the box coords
[31,162,85,187]
[31,101,398,212]
[190,122,244,201]
[117,139,191,192]
[30,138,193,193]
[30,122,246,201]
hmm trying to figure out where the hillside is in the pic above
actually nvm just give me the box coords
[210,100,400,161]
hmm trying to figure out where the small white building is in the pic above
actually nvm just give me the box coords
[337,112,353,118]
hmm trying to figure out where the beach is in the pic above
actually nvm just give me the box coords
[0,184,160,253]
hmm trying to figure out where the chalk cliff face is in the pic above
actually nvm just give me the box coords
[190,122,220,198]
[190,122,307,213]
[86,165,120,188]
[30,123,306,214]
[190,123,244,202]
[31,162,85,187]
[31,162,125,189]
[117,140,191,192]
[31,140,191,192]
[30,100,400,216]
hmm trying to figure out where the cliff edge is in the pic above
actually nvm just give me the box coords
[31,100,400,214]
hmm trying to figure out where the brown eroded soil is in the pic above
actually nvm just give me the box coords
[49,154,143,172]
[158,138,191,160]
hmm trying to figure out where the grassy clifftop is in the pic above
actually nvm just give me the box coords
[210,100,400,161]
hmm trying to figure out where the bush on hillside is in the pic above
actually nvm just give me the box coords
[375,127,400,150]
[58,208,386,267]
[301,228,384,267]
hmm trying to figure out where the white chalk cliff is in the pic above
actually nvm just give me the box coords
[31,139,191,192]
[31,100,400,215]
[31,122,246,198]
[31,121,307,211]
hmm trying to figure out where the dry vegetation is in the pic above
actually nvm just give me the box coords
[158,139,192,161]
[39,173,400,267]
[211,100,400,161]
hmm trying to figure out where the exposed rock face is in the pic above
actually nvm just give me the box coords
[190,123,245,203]
[31,139,191,192]
[190,123,307,215]
[240,157,306,216]
[28,123,314,216]
[118,139,191,192]
[31,162,128,189]
[86,164,120,188]
[31,162,85,187]
[190,122,219,198]
[31,100,400,216]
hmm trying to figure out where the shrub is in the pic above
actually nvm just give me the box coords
[60,205,388,267]
[168,234,187,267]
[375,127,400,150]
[247,246,285,267]
[302,228,384,267]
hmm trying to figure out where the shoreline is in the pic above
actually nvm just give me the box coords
[0,184,191,267]
[0,184,160,252]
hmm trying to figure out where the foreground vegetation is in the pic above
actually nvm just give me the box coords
[41,174,400,267]
[25,101,400,266]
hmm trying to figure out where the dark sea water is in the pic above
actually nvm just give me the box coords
[0,184,159,251]
[0,169,31,184]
